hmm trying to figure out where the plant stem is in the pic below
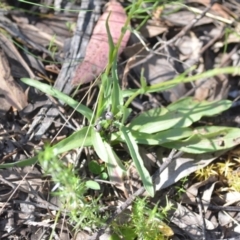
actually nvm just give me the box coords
[95,1,141,119]
[124,89,142,108]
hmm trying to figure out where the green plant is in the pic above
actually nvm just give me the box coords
[174,176,188,200]
[195,164,218,181]
[47,35,58,59]
[111,197,174,240]
[228,172,240,192]
[2,61,237,195]
[88,160,108,180]
[2,0,240,233]
[16,75,240,195]
[38,145,104,229]
[195,150,240,192]
[66,21,76,34]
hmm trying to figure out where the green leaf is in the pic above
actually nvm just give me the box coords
[118,227,136,240]
[167,97,231,114]
[88,160,103,175]
[85,180,100,190]
[111,60,123,115]
[120,125,154,197]
[147,66,240,93]
[100,172,108,180]
[121,67,240,97]
[113,128,192,145]
[162,126,240,154]
[129,98,232,133]
[0,156,38,168]
[102,73,112,100]
[140,68,147,90]
[92,128,126,184]
[132,128,193,145]
[121,82,180,97]
[105,12,115,61]
[129,107,168,131]
[91,128,108,162]
[21,78,93,120]
[104,141,126,185]
[52,126,92,155]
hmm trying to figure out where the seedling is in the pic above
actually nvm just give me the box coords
[38,145,103,229]
[111,197,174,240]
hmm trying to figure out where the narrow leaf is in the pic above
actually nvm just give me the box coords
[105,12,115,61]
[120,126,154,196]
[53,126,92,155]
[86,180,100,190]
[121,67,240,96]
[132,128,193,145]
[21,78,93,120]
[104,141,126,187]
[129,98,232,134]
[111,59,123,115]
[91,128,108,162]
[0,156,38,168]
[162,126,240,154]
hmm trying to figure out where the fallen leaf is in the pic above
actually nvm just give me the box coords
[187,0,235,19]
[154,150,227,191]
[140,20,167,38]
[0,49,28,111]
[72,0,130,85]
[170,201,217,239]
[181,177,218,212]
[0,32,35,79]
[123,34,186,102]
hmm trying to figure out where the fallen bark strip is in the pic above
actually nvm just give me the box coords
[27,0,101,139]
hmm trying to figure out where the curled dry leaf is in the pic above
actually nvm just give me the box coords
[72,0,130,85]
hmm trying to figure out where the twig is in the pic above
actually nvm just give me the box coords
[208,204,240,212]
[196,195,207,240]
[157,2,215,51]
[129,2,215,70]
